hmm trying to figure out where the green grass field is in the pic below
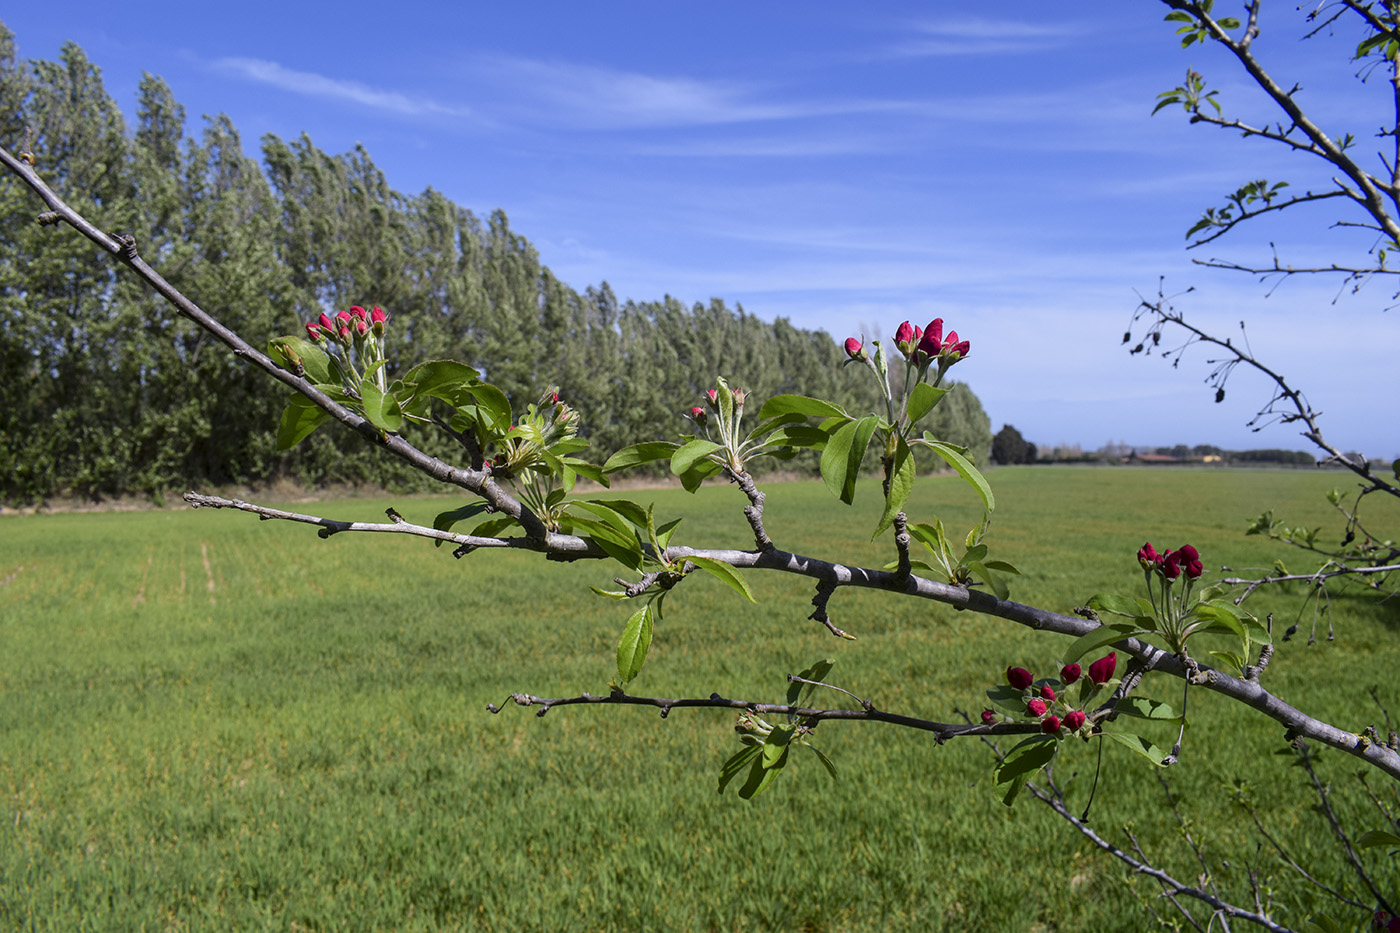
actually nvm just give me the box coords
[2,467,1396,931]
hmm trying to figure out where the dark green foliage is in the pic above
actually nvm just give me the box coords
[0,23,987,504]
[992,424,1035,465]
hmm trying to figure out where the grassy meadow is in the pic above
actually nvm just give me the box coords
[1,467,1397,931]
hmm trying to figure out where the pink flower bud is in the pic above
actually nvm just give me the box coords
[1160,552,1182,580]
[355,318,369,336]
[1042,714,1062,734]
[370,306,386,335]
[941,334,969,360]
[732,388,747,408]
[1176,544,1199,562]
[844,337,866,361]
[690,406,706,424]
[1064,710,1086,731]
[705,389,718,405]
[1026,698,1047,717]
[347,305,367,320]
[305,322,323,341]
[1039,685,1056,701]
[1185,559,1204,579]
[1088,652,1117,685]
[1006,667,1033,690]
[980,709,996,725]
[1060,663,1081,685]
[550,392,560,404]
[335,310,353,339]
[319,312,335,333]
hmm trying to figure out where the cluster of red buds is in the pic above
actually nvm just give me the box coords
[1138,542,1204,581]
[688,385,746,426]
[984,653,1117,735]
[891,318,970,365]
[305,305,387,344]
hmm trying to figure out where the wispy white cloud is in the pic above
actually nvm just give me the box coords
[479,56,909,129]
[211,57,473,118]
[891,16,1082,57]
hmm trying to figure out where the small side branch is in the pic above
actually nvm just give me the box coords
[486,688,1042,742]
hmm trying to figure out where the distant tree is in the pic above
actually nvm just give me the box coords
[991,424,1033,465]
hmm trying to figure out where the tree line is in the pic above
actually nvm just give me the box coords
[0,24,991,505]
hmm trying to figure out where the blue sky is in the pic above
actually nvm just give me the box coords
[5,3,1397,458]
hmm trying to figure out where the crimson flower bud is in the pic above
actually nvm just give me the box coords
[894,320,923,359]
[355,318,369,336]
[941,335,969,360]
[844,337,866,361]
[1042,715,1062,734]
[1185,559,1204,579]
[348,305,367,320]
[550,392,561,404]
[335,310,353,339]
[1026,698,1047,717]
[319,312,334,333]
[1088,652,1117,685]
[1006,667,1033,690]
[915,318,943,360]
[705,389,718,405]
[690,406,707,424]
[1176,544,1199,562]
[1160,552,1182,580]
[980,709,996,725]
[305,322,323,341]
[1060,663,1081,685]
[1137,542,1159,571]
[1039,685,1056,701]
[1064,710,1086,731]
[370,306,386,335]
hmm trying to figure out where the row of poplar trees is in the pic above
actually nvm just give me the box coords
[0,23,992,505]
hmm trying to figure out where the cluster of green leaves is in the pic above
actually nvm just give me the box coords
[1075,578,1266,678]
[717,660,839,800]
[1185,178,1290,241]
[901,518,1020,600]
[1163,3,1241,49]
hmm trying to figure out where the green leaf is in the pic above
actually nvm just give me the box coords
[1356,829,1400,849]
[687,556,756,603]
[561,457,608,488]
[994,736,1057,806]
[1062,622,1140,666]
[276,394,333,450]
[359,381,404,432]
[807,744,839,781]
[655,518,682,549]
[744,411,806,444]
[1115,697,1180,722]
[761,425,831,450]
[1102,730,1168,766]
[1088,592,1151,619]
[873,435,916,539]
[566,515,643,571]
[967,560,1009,601]
[671,438,722,475]
[268,335,335,384]
[567,500,633,537]
[678,458,722,493]
[922,440,994,512]
[472,516,515,538]
[588,497,650,529]
[431,503,488,547]
[758,395,846,421]
[717,746,762,794]
[616,604,653,684]
[821,416,878,505]
[982,560,1021,575]
[787,658,835,707]
[762,723,796,768]
[737,747,787,799]
[602,441,679,473]
[905,383,947,427]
